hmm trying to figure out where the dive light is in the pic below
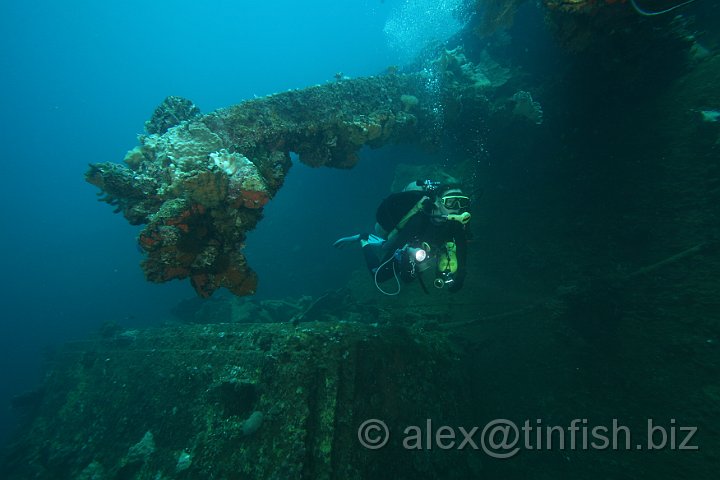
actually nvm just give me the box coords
[407,246,427,262]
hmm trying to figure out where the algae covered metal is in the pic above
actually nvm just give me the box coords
[86,75,427,297]
[85,55,502,298]
[2,321,474,479]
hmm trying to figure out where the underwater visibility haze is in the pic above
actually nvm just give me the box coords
[1,0,719,478]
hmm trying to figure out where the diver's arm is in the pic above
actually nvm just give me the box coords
[384,196,431,247]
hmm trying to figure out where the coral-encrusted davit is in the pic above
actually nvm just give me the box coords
[86,74,432,297]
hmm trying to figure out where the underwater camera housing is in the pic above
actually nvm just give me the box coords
[395,243,435,282]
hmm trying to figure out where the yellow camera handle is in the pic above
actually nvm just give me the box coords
[447,212,471,225]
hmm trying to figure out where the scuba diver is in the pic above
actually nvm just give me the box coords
[334,180,472,295]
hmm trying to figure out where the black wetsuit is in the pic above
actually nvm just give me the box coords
[364,191,468,292]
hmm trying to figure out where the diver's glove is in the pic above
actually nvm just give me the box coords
[333,234,362,248]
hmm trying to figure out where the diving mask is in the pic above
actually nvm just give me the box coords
[440,195,470,210]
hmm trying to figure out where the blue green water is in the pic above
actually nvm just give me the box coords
[0,0,472,444]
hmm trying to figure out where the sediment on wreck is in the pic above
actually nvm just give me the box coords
[0,322,475,480]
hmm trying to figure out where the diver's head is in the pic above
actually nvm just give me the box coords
[434,185,470,216]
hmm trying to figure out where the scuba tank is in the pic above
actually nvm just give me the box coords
[435,241,458,288]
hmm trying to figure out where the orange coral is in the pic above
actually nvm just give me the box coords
[187,259,257,298]
[190,273,214,298]
[139,232,160,249]
[219,262,258,297]
[239,190,270,209]
[163,204,208,233]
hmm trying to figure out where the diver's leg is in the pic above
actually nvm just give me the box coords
[363,240,395,282]
[362,244,381,272]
